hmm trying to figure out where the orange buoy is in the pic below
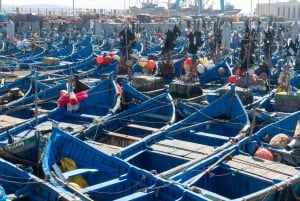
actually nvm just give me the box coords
[96,55,104,65]
[228,75,236,84]
[104,55,112,64]
[146,60,156,70]
[254,147,273,161]
[185,57,193,65]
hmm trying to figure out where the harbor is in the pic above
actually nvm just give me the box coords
[0,0,299,200]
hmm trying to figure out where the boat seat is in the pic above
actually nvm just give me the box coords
[62,168,100,180]
[80,177,127,194]
[106,131,142,141]
[193,131,230,141]
[125,123,158,132]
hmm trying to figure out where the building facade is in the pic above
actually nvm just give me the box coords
[256,0,300,20]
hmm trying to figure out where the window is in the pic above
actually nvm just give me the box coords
[293,7,295,18]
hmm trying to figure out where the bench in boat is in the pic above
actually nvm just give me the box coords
[225,154,299,181]
[52,163,101,181]
[97,131,142,150]
[105,131,142,142]
[80,176,127,194]
[0,115,28,127]
[85,140,123,155]
[63,168,100,180]
[151,139,215,160]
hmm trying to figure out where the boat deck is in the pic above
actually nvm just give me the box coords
[34,120,88,135]
[151,139,215,160]
[85,140,123,155]
[0,115,28,128]
[225,154,298,181]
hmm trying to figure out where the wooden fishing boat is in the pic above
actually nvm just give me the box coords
[170,111,300,201]
[115,83,250,177]
[18,44,74,68]
[239,110,300,167]
[78,89,176,154]
[42,127,210,201]
[0,75,121,170]
[169,143,300,201]
[0,79,67,116]
[0,156,79,200]
[29,45,94,71]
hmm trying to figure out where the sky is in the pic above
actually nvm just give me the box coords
[2,0,286,15]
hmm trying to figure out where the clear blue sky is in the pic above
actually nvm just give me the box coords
[2,0,286,15]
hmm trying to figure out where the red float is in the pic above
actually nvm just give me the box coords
[185,57,193,65]
[57,90,69,106]
[146,60,156,70]
[96,55,104,64]
[104,55,112,64]
[183,60,190,70]
[57,90,88,111]
[228,75,236,84]
[254,147,273,161]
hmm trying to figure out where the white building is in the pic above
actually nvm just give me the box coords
[256,0,300,20]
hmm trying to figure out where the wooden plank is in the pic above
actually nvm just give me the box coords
[86,140,122,155]
[151,139,214,159]
[225,154,298,181]
[126,123,158,132]
[0,115,28,127]
[63,168,99,180]
[105,131,142,142]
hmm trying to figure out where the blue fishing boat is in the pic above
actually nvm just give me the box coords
[0,75,121,169]
[0,156,80,200]
[198,56,232,86]
[30,44,94,71]
[1,78,67,115]
[239,110,300,166]
[170,143,300,201]
[42,127,210,201]
[18,44,74,68]
[79,88,176,154]
[116,83,250,177]
[167,111,300,200]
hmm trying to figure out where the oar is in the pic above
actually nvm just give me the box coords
[165,119,226,136]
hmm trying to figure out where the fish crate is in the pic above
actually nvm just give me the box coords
[274,92,300,113]
[42,57,60,65]
[131,76,164,92]
[169,81,202,99]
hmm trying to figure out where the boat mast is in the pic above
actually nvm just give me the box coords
[34,69,38,124]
